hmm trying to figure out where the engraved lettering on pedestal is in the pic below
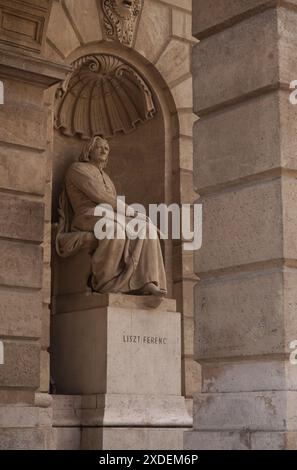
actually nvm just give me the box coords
[122,334,168,345]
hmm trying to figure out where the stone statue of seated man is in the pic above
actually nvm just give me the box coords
[56,135,167,297]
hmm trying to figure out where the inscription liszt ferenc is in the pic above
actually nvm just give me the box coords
[122,335,168,345]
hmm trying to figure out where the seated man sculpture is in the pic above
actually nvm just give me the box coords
[56,135,167,297]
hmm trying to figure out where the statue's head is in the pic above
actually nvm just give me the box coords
[80,136,110,168]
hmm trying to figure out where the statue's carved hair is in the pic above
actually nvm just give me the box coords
[80,136,109,163]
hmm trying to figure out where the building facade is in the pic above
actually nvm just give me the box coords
[1,0,297,451]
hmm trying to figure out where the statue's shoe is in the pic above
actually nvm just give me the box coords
[142,283,167,298]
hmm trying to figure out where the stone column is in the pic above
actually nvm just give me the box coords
[0,49,68,449]
[185,0,297,450]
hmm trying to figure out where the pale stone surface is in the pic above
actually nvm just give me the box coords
[278,7,297,85]
[185,430,297,450]
[193,391,297,431]
[39,351,50,393]
[172,245,194,282]
[82,427,186,450]
[52,395,82,427]
[183,357,202,398]
[195,271,286,359]
[0,103,46,150]
[52,393,191,450]
[0,406,40,428]
[81,394,191,427]
[283,177,297,261]
[43,222,51,265]
[135,0,170,64]
[55,292,176,314]
[63,0,102,44]
[0,145,46,195]
[160,0,191,11]
[192,9,279,112]
[174,169,196,204]
[190,0,297,452]
[0,428,54,450]
[47,1,80,58]
[184,430,250,450]
[0,391,35,406]
[195,179,283,274]
[42,263,51,305]
[0,341,40,389]
[171,76,193,109]
[156,39,190,85]
[1,76,44,106]
[192,0,274,37]
[0,241,43,288]
[174,280,195,318]
[54,428,81,450]
[172,9,194,42]
[172,136,193,172]
[44,40,64,62]
[41,304,50,350]
[0,194,44,242]
[178,111,197,138]
[202,360,297,393]
[251,432,297,450]
[182,317,194,356]
[0,290,41,339]
[0,43,68,452]
[52,302,181,395]
[194,91,281,191]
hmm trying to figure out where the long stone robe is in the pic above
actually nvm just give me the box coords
[56,162,167,294]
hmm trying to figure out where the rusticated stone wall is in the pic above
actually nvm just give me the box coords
[186,0,297,451]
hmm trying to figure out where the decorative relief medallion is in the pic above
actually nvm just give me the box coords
[55,54,156,140]
[101,0,143,47]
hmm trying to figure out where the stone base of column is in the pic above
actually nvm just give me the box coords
[185,390,297,450]
[184,431,297,451]
[82,427,186,450]
[0,394,55,450]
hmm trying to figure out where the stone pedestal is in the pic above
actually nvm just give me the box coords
[51,293,191,450]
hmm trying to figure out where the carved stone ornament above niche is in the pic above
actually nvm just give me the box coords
[101,0,143,47]
[55,54,156,140]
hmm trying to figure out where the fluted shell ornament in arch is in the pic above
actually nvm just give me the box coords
[101,0,143,47]
[55,54,156,140]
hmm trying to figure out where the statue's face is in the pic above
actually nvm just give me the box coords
[113,0,136,19]
[89,138,110,166]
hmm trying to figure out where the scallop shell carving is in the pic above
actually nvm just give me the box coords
[55,54,156,140]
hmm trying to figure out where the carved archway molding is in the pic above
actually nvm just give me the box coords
[55,53,156,140]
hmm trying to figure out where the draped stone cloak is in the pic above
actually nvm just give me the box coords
[56,162,167,294]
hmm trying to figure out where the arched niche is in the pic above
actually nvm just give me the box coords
[51,44,179,297]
